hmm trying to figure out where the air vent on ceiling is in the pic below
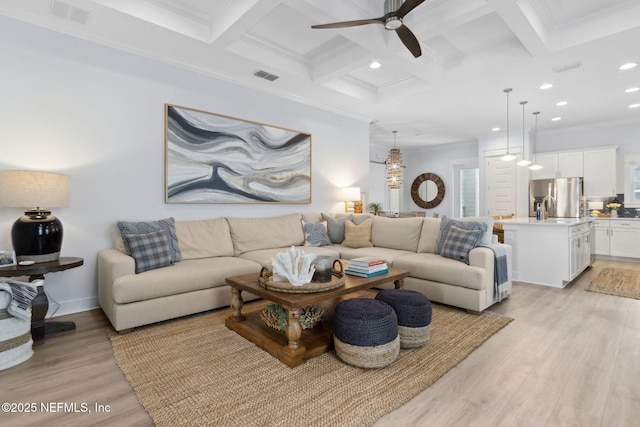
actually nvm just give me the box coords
[253,70,280,82]
[552,62,581,73]
[50,0,90,25]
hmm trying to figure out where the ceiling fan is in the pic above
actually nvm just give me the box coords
[311,0,425,58]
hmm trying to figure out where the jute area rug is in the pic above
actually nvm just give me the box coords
[587,267,640,300]
[109,301,512,427]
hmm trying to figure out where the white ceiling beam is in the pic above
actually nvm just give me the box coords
[208,0,280,47]
[310,44,371,84]
[487,0,549,57]
[548,1,640,52]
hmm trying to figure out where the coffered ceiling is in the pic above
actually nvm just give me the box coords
[2,0,640,148]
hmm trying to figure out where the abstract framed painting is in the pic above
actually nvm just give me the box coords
[165,104,311,204]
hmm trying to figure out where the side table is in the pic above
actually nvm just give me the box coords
[0,257,83,342]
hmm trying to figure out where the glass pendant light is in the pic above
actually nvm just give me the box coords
[517,100,532,166]
[500,88,516,162]
[386,130,403,189]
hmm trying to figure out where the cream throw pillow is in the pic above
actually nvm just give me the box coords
[342,219,373,248]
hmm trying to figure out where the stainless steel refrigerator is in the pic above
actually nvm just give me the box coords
[529,177,585,218]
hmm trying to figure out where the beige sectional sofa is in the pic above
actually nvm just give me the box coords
[98,212,511,331]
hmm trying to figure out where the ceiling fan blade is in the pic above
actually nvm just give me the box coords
[312,18,384,29]
[395,25,422,58]
[396,0,426,18]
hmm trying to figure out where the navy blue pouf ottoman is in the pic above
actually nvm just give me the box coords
[375,289,432,348]
[333,298,399,368]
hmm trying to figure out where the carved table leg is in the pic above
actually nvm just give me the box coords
[230,287,245,321]
[394,278,405,289]
[285,308,302,351]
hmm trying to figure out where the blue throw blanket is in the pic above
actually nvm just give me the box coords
[478,243,510,303]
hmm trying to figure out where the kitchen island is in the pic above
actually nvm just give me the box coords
[496,217,593,288]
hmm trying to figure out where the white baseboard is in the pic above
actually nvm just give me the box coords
[46,296,99,318]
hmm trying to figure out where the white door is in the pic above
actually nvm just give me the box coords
[485,156,517,217]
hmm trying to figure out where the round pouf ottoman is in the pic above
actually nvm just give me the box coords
[333,298,399,368]
[375,289,432,348]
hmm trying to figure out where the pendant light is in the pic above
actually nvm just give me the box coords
[386,130,403,189]
[528,111,543,171]
[517,101,532,166]
[500,88,516,162]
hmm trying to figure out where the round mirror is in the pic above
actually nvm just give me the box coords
[411,173,445,209]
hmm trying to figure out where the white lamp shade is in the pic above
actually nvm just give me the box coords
[0,170,70,209]
[343,187,361,201]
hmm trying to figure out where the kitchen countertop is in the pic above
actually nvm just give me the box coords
[496,217,593,226]
[589,216,640,221]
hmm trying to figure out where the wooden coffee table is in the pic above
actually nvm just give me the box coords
[225,264,409,367]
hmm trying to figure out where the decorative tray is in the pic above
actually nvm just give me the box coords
[258,259,345,293]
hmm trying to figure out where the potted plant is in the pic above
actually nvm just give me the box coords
[368,202,383,216]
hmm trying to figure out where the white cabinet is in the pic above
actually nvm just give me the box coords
[501,219,592,287]
[592,219,610,255]
[583,148,618,197]
[533,152,583,179]
[609,220,640,258]
[533,153,559,179]
[592,219,640,259]
[569,223,591,280]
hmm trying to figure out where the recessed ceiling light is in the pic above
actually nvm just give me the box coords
[629,104,640,109]
[625,87,639,93]
[556,101,568,106]
[492,127,500,132]
[540,83,553,90]
[551,117,562,121]
[619,62,638,71]
[369,61,381,69]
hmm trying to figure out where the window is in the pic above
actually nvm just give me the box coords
[624,156,640,207]
[459,168,479,217]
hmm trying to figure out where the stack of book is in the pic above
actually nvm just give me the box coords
[345,257,389,278]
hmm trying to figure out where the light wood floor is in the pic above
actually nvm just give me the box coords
[1,259,639,426]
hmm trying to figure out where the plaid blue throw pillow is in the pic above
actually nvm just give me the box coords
[440,224,482,264]
[117,217,182,263]
[436,215,487,254]
[123,229,173,274]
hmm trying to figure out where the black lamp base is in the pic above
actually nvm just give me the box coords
[12,209,63,263]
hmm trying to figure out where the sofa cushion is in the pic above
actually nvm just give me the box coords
[112,257,261,304]
[302,220,331,246]
[372,216,423,252]
[122,229,174,274]
[239,246,342,269]
[436,216,487,254]
[393,253,487,291]
[175,218,234,259]
[227,213,304,256]
[417,217,442,253]
[342,219,373,248]
[440,225,482,264]
[117,217,182,262]
[301,212,323,224]
[322,213,352,243]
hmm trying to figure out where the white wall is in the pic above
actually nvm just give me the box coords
[0,17,369,316]
[402,141,479,218]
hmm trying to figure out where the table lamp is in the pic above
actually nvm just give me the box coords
[0,170,70,263]
[343,187,361,214]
